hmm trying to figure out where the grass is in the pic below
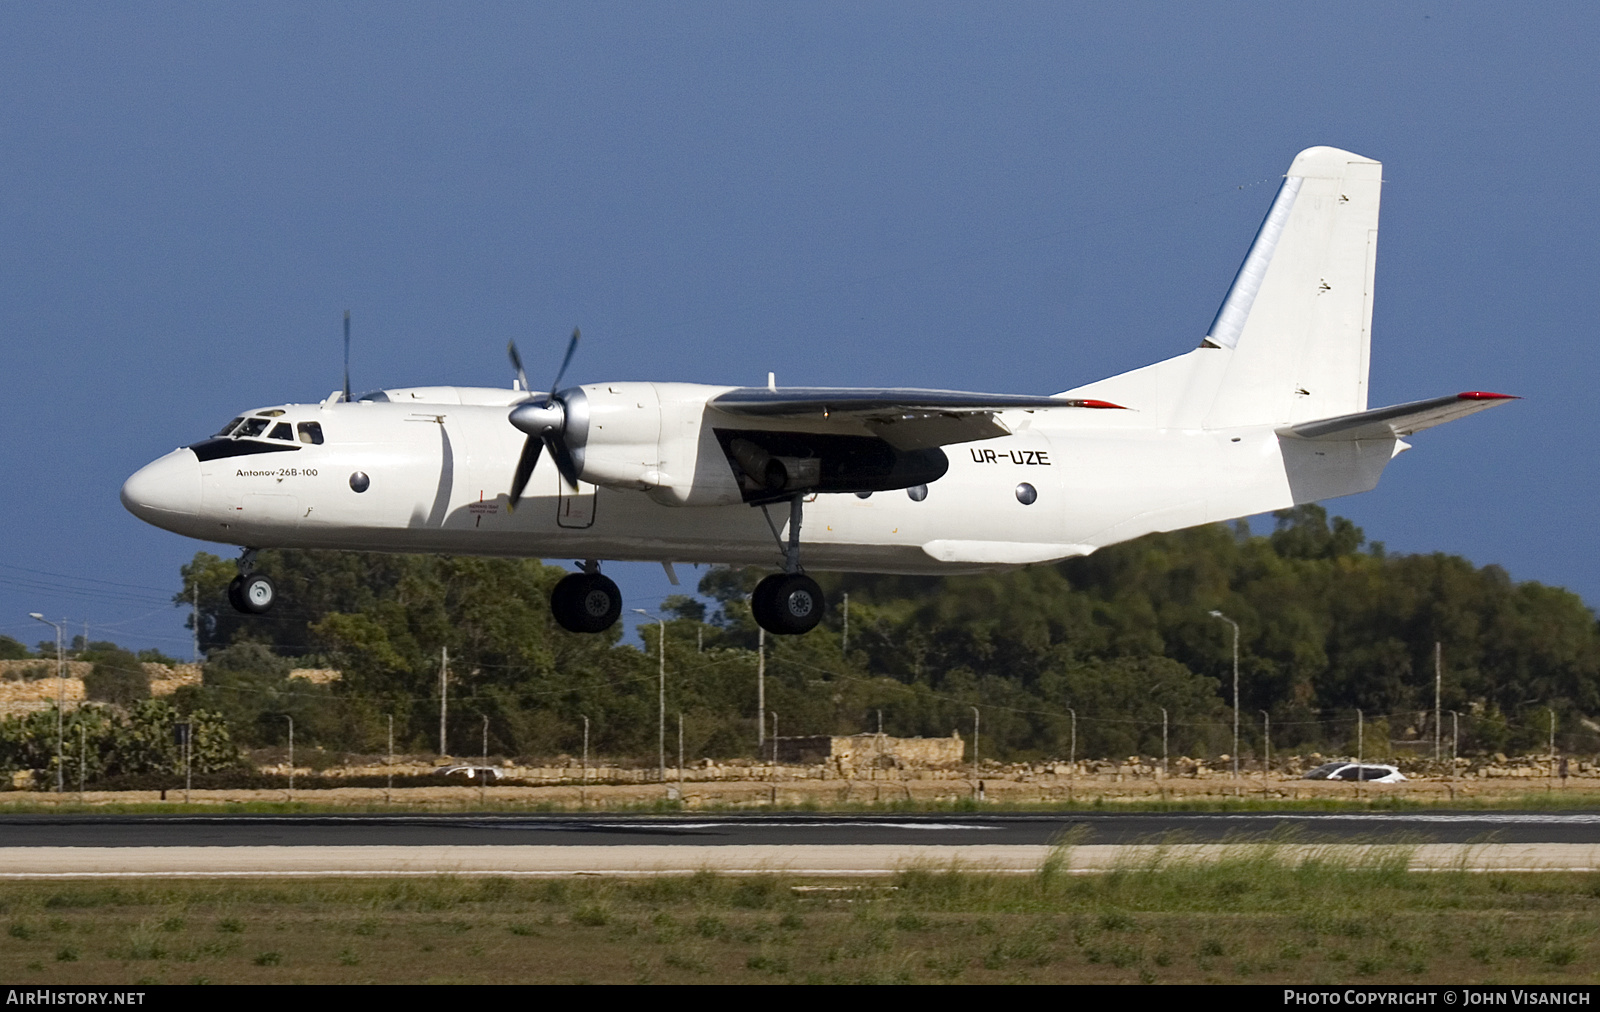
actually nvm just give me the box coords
[1,851,1599,983]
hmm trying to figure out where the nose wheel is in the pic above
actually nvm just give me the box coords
[551,570,622,633]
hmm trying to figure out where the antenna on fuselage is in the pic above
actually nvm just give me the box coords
[342,310,352,402]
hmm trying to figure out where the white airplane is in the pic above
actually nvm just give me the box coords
[121,146,1514,636]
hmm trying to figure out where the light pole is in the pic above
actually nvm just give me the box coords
[756,628,766,750]
[438,646,449,758]
[1261,710,1270,790]
[971,706,980,789]
[842,592,849,654]
[634,610,667,784]
[285,714,294,799]
[387,714,394,796]
[1434,642,1443,765]
[770,711,778,765]
[1160,707,1168,778]
[581,715,590,807]
[1209,610,1240,778]
[29,614,65,793]
[1067,707,1076,775]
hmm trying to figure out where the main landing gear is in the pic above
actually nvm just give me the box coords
[751,494,826,636]
[550,560,622,633]
[226,548,276,615]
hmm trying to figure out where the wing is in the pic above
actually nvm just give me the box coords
[1277,391,1518,441]
[710,386,1125,450]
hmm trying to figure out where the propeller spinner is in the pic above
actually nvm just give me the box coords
[507,328,582,507]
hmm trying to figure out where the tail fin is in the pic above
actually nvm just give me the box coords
[1202,146,1382,428]
[1064,146,1382,430]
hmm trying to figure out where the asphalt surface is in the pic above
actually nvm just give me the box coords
[2,811,1599,848]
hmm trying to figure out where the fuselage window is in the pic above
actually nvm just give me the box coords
[215,417,244,437]
[236,418,270,438]
[268,422,294,441]
[296,421,325,445]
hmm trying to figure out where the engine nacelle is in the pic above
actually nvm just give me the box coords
[566,381,949,507]
[569,382,746,507]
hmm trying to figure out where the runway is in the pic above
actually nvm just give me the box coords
[2,812,1597,877]
[4,810,1600,846]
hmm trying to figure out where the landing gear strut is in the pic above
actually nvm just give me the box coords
[751,495,826,636]
[551,560,622,633]
[227,548,276,615]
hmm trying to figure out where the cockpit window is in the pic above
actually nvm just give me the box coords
[235,418,270,438]
[214,417,245,437]
[258,409,286,417]
[296,421,325,445]
[268,422,294,441]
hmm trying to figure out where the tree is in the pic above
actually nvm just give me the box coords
[82,647,150,706]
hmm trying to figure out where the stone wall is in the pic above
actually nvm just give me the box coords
[0,660,199,716]
[289,668,342,685]
[772,733,965,769]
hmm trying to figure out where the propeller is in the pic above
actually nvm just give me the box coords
[342,310,352,402]
[507,328,582,507]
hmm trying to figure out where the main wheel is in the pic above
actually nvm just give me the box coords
[550,572,622,633]
[236,573,276,614]
[750,574,781,632]
[227,575,247,613]
[751,573,825,635]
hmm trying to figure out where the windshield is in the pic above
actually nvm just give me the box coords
[1303,762,1347,780]
[235,418,270,438]
[214,417,244,437]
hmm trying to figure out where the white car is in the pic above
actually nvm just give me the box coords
[437,765,505,782]
[1302,762,1407,783]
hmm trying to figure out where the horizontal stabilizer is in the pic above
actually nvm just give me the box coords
[1277,391,1517,441]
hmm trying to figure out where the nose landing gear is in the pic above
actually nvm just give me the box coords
[226,548,276,615]
[751,494,826,636]
[550,560,622,633]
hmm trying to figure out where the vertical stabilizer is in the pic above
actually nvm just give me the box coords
[1201,146,1382,428]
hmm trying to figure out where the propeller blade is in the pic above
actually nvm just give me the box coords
[507,341,531,394]
[550,327,580,398]
[509,436,543,508]
[545,433,581,491]
[342,310,352,402]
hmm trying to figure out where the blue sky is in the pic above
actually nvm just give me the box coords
[2,4,1594,655]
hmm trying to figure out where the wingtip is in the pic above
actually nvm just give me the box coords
[1070,399,1129,410]
[1457,391,1520,401]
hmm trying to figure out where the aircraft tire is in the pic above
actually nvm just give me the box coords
[753,573,824,635]
[237,573,276,614]
[749,574,781,632]
[551,573,622,633]
[226,576,247,614]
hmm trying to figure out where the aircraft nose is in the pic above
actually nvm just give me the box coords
[121,449,202,528]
